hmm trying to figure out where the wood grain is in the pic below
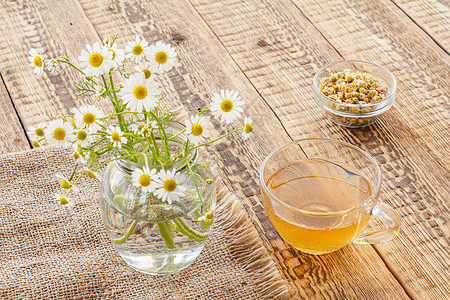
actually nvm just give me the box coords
[76,0,410,298]
[294,0,450,170]
[0,0,110,133]
[0,75,30,154]
[391,0,450,53]
[188,0,450,299]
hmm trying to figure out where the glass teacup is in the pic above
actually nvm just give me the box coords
[260,138,400,255]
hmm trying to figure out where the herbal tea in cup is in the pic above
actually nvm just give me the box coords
[260,138,400,255]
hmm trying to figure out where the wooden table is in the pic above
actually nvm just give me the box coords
[1,0,448,299]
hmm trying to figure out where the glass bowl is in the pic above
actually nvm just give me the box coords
[313,60,396,128]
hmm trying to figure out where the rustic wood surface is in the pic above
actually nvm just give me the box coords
[0,0,448,299]
[392,0,450,53]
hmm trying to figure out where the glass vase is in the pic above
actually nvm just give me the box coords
[99,142,216,275]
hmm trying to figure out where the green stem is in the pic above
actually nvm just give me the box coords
[173,218,209,242]
[68,163,78,181]
[93,153,141,171]
[188,127,244,152]
[157,221,176,249]
[111,220,138,244]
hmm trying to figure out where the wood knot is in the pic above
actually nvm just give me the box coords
[171,32,186,45]
[257,39,268,47]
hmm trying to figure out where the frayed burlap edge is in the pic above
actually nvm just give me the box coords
[214,183,297,300]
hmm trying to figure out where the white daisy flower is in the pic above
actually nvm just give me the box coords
[210,89,244,124]
[106,125,127,148]
[145,41,177,74]
[118,73,160,112]
[107,43,125,68]
[131,120,157,135]
[72,144,87,164]
[185,115,208,146]
[32,138,42,148]
[125,36,149,62]
[154,169,187,204]
[56,173,79,192]
[54,193,72,206]
[28,48,44,76]
[78,42,113,77]
[71,105,105,133]
[81,167,99,179]
[132,166,158,193]
[72,129,92,147]
[242,117,253,140]
[45,59,59,73]
[45,118,74,146]
[198,210,214,229]
[134,61,157,80]
[27,122,47,140]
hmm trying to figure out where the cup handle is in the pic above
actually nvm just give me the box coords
[353,203,401,244]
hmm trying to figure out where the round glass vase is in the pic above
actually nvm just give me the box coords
[99,133,216,275]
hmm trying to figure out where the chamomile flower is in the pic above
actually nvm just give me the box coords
[72,144,87,164]
[131,120,157,135]
[55,193,72,205]
[106,125,127,148]
[106,43,125,68]
[81,167,99,179]
[78,42,113,77]
[210,89,244,124]
[71,105,105,133]
[118,73,160,112]
[93,84,106,100]
[45,118,74,146]
[72,129,92,147]
[56,173,79,192]
[45,59,59,73]
[134,61,157,80]
[125,36,149,62]
[154,169,187,204]
[145,41,177,74]
[31,138,42,148]
[242,117,253,140]
[27,122,47,140]
[198,210,214,229]
[132,166,158,193]
[28,48,44,76]
[185,115,208,145]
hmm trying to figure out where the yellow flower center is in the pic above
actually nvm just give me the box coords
[132,45,143,55]
[163,179,177,192]
[245,123,253,134]
[138,174,151,187]
[142,69,151,79]
[191,124,203,136]
[53,128,66,141]
[111,131,121,142]
[220,100,233,112]
[137,124,145,131]
[60,197,69,205]
[87,170,96,179]
[108,49,116,60]
[83,112,96,125]
[77,130,88,141]
[206,210,214,219]
[89,53,104,68]
[32,140,40,147]
[73,152,80,159]
[133,85,148,100]
[35,128,45,137]
[155,51,168,64]
[71,117,76,128]
[34,56,43,68]
[61,179,71,189]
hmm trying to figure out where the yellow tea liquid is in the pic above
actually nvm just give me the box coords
[262,158,372,254]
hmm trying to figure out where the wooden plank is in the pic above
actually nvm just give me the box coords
[76,0,410,298]
[293,0,450,170]
[0,75,30,154]
[0,0,109,133]
[391,0,450,53]
[187,0,450,299]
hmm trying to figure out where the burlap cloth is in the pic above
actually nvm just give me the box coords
[0,147,295,299]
